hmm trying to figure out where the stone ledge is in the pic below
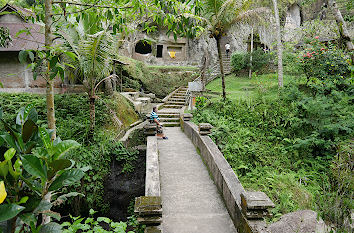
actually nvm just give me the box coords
[145,136,160,196]
[182,120,272,233]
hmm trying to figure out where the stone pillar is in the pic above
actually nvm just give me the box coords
[241,191,275,220]
[198,123,213,135]
[144,123,157,136]
[183,113,193,121]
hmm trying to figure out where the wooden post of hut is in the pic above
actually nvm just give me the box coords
[113,59,128,93]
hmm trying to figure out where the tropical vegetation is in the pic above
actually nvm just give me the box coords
[194,38,353,232]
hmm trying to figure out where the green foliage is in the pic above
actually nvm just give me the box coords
[230,49,273,74]
[299,38,351,82]
[194,74,353,227]
[0,105,85,232]
[246,49,274,73]
[112,143,139,173]
[231,52,246,73]
[195,96,208,110]
[282,45,303,76]
[61,209,134,233]
[0,93,139,214]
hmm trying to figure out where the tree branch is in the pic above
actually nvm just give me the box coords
[52,1,132,9]
[94,74,117,92]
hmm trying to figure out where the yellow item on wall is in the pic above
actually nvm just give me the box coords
[169,51,176,58]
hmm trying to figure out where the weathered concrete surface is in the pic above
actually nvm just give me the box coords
[146,136,160,196]
[158,127,237,233]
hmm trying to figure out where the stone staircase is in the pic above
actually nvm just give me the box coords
[222,53,232,74]
[158,86,188,127]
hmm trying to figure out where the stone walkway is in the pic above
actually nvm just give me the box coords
[158,127,237,233]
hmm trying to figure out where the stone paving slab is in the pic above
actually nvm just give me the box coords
[158,127,237,233]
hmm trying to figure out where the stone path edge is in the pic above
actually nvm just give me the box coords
[181,120,269,233]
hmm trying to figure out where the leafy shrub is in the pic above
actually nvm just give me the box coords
[192,78,353,226]
[0,105,85,233]
[282,47,303,76]
[195,96,207,110]
[245,49,273,73]
[231,49,273,74]
[61,209,134,233]
[231,52,247,72]
[299,37,350,81]
[0,93,139,214]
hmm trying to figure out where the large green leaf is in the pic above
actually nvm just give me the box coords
[0,107,2,119]
[22,119,38,143]
[38,127,51,150]
[16,104,36,126]
[4,148,16,161]
[53,140,80,160]
[39,222,62,233]
[48,169,84,191]
[0,204,25,221]
[48,159,72,179]
[21,155,47,180]
[0,134,20,153]
[0,160,8,178]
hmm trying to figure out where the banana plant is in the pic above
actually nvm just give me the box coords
[0,105,86,233]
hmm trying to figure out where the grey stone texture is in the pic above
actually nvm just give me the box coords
[146,136,160,196]
[269,210,329,233]
[158,127,237,233]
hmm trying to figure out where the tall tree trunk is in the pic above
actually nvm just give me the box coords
[328,0,353,51]
[89,78,96,136]
[272,0,284,88]
[216,37,226,100]
[249,27,254,79]
[89,96,95,135]
[200,48,209,91]
[45,0,56,139]
[46,80,56,139]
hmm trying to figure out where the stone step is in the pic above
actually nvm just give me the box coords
[161,122,180,127]
[168,98,185,102]
[164,103,185,107]
[163,105,184,109]
[173,93,187,97]
[166,101,185,105]
[158,113,180,118]
[160,118,180,122]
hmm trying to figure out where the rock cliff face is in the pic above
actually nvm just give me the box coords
[119,0,353,81]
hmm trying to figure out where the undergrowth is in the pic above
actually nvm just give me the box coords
[193,78,353,231]
[0,93,139,214]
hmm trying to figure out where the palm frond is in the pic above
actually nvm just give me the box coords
[229,7,271,28]
[78,30,116,85]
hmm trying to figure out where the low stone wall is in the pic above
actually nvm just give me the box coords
[181,120,269,233]
[145,136,160,196]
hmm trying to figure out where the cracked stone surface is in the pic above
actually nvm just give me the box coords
[158,127,237,233]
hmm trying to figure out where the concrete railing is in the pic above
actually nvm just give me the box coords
[181,118,272,233]
[145,136,160,196]
[135,136,162,233]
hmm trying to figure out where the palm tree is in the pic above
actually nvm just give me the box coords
[58,14,117,135]
[271,0,283,88]
[201,0,269,100]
